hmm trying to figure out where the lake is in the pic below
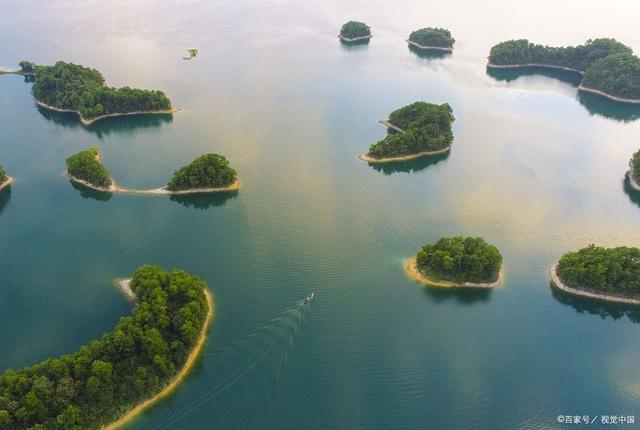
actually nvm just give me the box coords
[2,0,640,428]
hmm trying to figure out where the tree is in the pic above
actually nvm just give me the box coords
[409,28,455,48]
[167,153,237,190]
[340,21,371,39]
[18,61,35,74]
[65,148,112,188]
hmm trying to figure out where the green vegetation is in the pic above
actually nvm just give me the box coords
[631,150,640,181]
[368,102,454,158]
[18,61,35,74]
[167,153,237,191]
[582,53,640,99]
[0,166,6,183]
[557,245,640,296]
[339,21,371,39]
[488,38,631,71]
[0,265,209,430]
[29,61,172,120]
[408,28,455,48]
[416,236,502,284]
[66,148,112,189]
[488,38,640,100]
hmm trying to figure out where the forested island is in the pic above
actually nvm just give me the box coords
[487,38,640,103]
[407,28,455,51]
[26,61,176,125]
[66,149,240,195]
[0,265,212,430]
[338,21,371,42]
[0,166,13,191]
[550,245,640,304]
[360,102,455,163]
[627,150,640,191]
[405,236,504,288]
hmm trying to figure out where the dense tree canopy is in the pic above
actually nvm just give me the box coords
[30,61,172,120]
[488,38,631,71]
[0,265,210,429]
[582,53,640,99]
[0,166,6,183]
[339,21,371,39]
[167,153,237,191]
[557,245,640,295]
[631,150,640,182]
[18,61,35,74]
[65,148,112,188]
[408,28,455,48]
[368,102,454,158]
[416,236,502,283]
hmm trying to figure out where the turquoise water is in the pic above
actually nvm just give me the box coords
[2,1,640,428]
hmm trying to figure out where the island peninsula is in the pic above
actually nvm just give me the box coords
[0,166,14,191]
[0,265,213,430]
[338,21,372,43]
[550,245,640,305]
[359,101,454,163]
[65,148,240,195]
[407,28,455,51]
[405,236,504,288]
[24,61,177,125]
[487,38,640,103]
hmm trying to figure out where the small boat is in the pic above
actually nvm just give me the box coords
[303,292,315,305]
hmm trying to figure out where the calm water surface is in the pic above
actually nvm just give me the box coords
[2,1,640,428]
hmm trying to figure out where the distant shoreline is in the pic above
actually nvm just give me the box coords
[549,262,640,305]
[104,282,214,430]
[577,84,640,104]
[486,62,584,75]
[359,144,452,163]
[0,176,14,192]
[404,257,504,288]
[406,40,453,51]
[338,34,372,42]
[33,98,179,126]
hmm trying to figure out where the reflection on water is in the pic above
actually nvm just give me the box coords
[35,105,174,138]
[70,181,113,202]
[422,285,493,305]
[407,44,451,60]
[623,176,640,208]
[0,188,11,216]
[169,190,238,209]
[551,285,640,323]
[486,65,582,86]
[369,151,450,175]
[339,39,370,50]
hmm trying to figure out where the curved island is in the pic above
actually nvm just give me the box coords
[359,101,455,163]
[66,149,240,195]
[338,21,371,43]
[487,38,640,104]
[0,166,14,191]
[26,61,176,125]
[405,236,504,288]
[407,28,455,51]
[550,245,640,305]
[0,265,213,430]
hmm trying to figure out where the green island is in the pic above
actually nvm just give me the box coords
[360,102,455,163]
[405,236,504,288]
[183,49,199,60]
[550,245,640,304]
[65,149,240,195]
[0,165,13,191]
[338,21,371,42]
[627,150,640,191]
[0,265,213,430]
[487,38,640,103]
[407,28,455,51]
[26,61,175,125]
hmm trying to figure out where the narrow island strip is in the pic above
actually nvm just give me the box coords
[486,62,584,74]
[406,40,453,52]
[105,279,214,430]
[577,85,640,104]
[0,176,14,192]
[549,262,640,305]
[405,257,504,288]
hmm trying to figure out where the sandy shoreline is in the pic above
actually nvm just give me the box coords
[404,258,504,288]
[33,98,179,126]
[578,85,640,104]
[359,144,452,163]
[338,34,372,42]
[486,62,584,75]
[548,262,640,305]
[115,278,136,301]
[0,176,14,192]
[104,287,214,430]
[66,173,240,195]
[406,40,453,51]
